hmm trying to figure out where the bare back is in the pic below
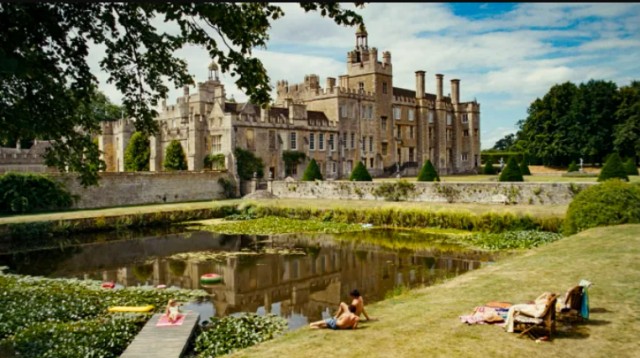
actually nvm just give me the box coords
[336,312,359,329]
[351,296,365,317]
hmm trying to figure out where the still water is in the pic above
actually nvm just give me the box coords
[0,228,496,330]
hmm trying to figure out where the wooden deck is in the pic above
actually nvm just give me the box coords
[120,311,200,358]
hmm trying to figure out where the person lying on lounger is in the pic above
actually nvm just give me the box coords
[504,292,554,333]
[309,304,359,330]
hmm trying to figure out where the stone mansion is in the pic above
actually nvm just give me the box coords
[99,26,481,180]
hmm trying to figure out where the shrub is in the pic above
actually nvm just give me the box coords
[302,159,323,181]
[0,173,73,214]
[349,161,372,181]
[282,151,306,177]
[373,180,416,201]
[598,153,628,182]
[234,147,264,180]
[483,158,496,175]
[417,160,440,182]
[218,177,237,198]
[567,161,579,173]
[519,158,531,175]
[563,180,640,235]
[480,152,524,165]
[124,132,150,171]
[498,157,523,182]
[163,140,187,171]
[624,158,639,176]
[204,154,226,170]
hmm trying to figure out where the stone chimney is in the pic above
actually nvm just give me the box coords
[326,77,336,91]
[436,74,444,101]
[451,79,460,104]
[382,51,391,66]
[183,85,189,98]
[415,71,425,99]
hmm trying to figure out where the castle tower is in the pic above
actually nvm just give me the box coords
[345,25,394,168]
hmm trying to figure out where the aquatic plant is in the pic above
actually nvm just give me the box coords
[469,230,563,250]
[194,313,287,357]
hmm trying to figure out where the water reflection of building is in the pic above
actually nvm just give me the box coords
[143,245,488,322]
[22,231,492,324]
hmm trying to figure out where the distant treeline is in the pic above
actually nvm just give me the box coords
[491,80,640,166]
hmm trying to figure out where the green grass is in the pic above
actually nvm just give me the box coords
[230,224,640,358]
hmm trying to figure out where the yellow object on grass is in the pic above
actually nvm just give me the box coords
[108,305,155,313]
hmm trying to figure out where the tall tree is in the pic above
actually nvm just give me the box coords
[517,80,624,166]
[572,80,620,164]
[0,3,363,185]
[614,81,640,159]
[522,82,579,166]
[491,133,516,151]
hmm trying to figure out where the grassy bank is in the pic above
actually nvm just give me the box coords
[231,224,640,358]
[0,199,565,242]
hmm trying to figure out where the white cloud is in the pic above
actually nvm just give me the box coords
[89,3,640,150]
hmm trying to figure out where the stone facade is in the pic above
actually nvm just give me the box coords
[275,25,481,175]
[0,140,55,174]
[100,26,481,178]
[54,172,233,209]
[269,180,594,206]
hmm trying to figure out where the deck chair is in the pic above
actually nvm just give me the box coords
[556,285,584,322]
[558,279,593,322]
[514,293,558,340]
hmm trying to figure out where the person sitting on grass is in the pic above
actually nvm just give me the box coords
[310,304,359,330]
[165,299,182,323]
[335,289,375,321]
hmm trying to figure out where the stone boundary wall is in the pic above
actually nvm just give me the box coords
[270,180,597,205]
[54,172,234,209]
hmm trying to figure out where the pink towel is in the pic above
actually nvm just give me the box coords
[156,314,186,327]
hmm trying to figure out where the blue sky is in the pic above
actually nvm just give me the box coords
[91,3,640,149]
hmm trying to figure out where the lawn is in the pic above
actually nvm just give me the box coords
[231,224,640,358]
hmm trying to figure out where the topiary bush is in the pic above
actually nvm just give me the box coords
[563,180,640,235]
[163,140,188,171]
[624,158,638,176]
[124,132,150,171]
[598,153,628,182]
[0,173,73,214]
[498,157,523,182]
[519,158,531,175]
[349,161,372,181]
[301,158,323,181]
[567,161,579,173]
[417,160,440,181]
[483,158,496,175]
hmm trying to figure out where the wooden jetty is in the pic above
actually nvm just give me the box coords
[120,311,200,358]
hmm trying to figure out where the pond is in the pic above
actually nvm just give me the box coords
[0,228,498,330]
